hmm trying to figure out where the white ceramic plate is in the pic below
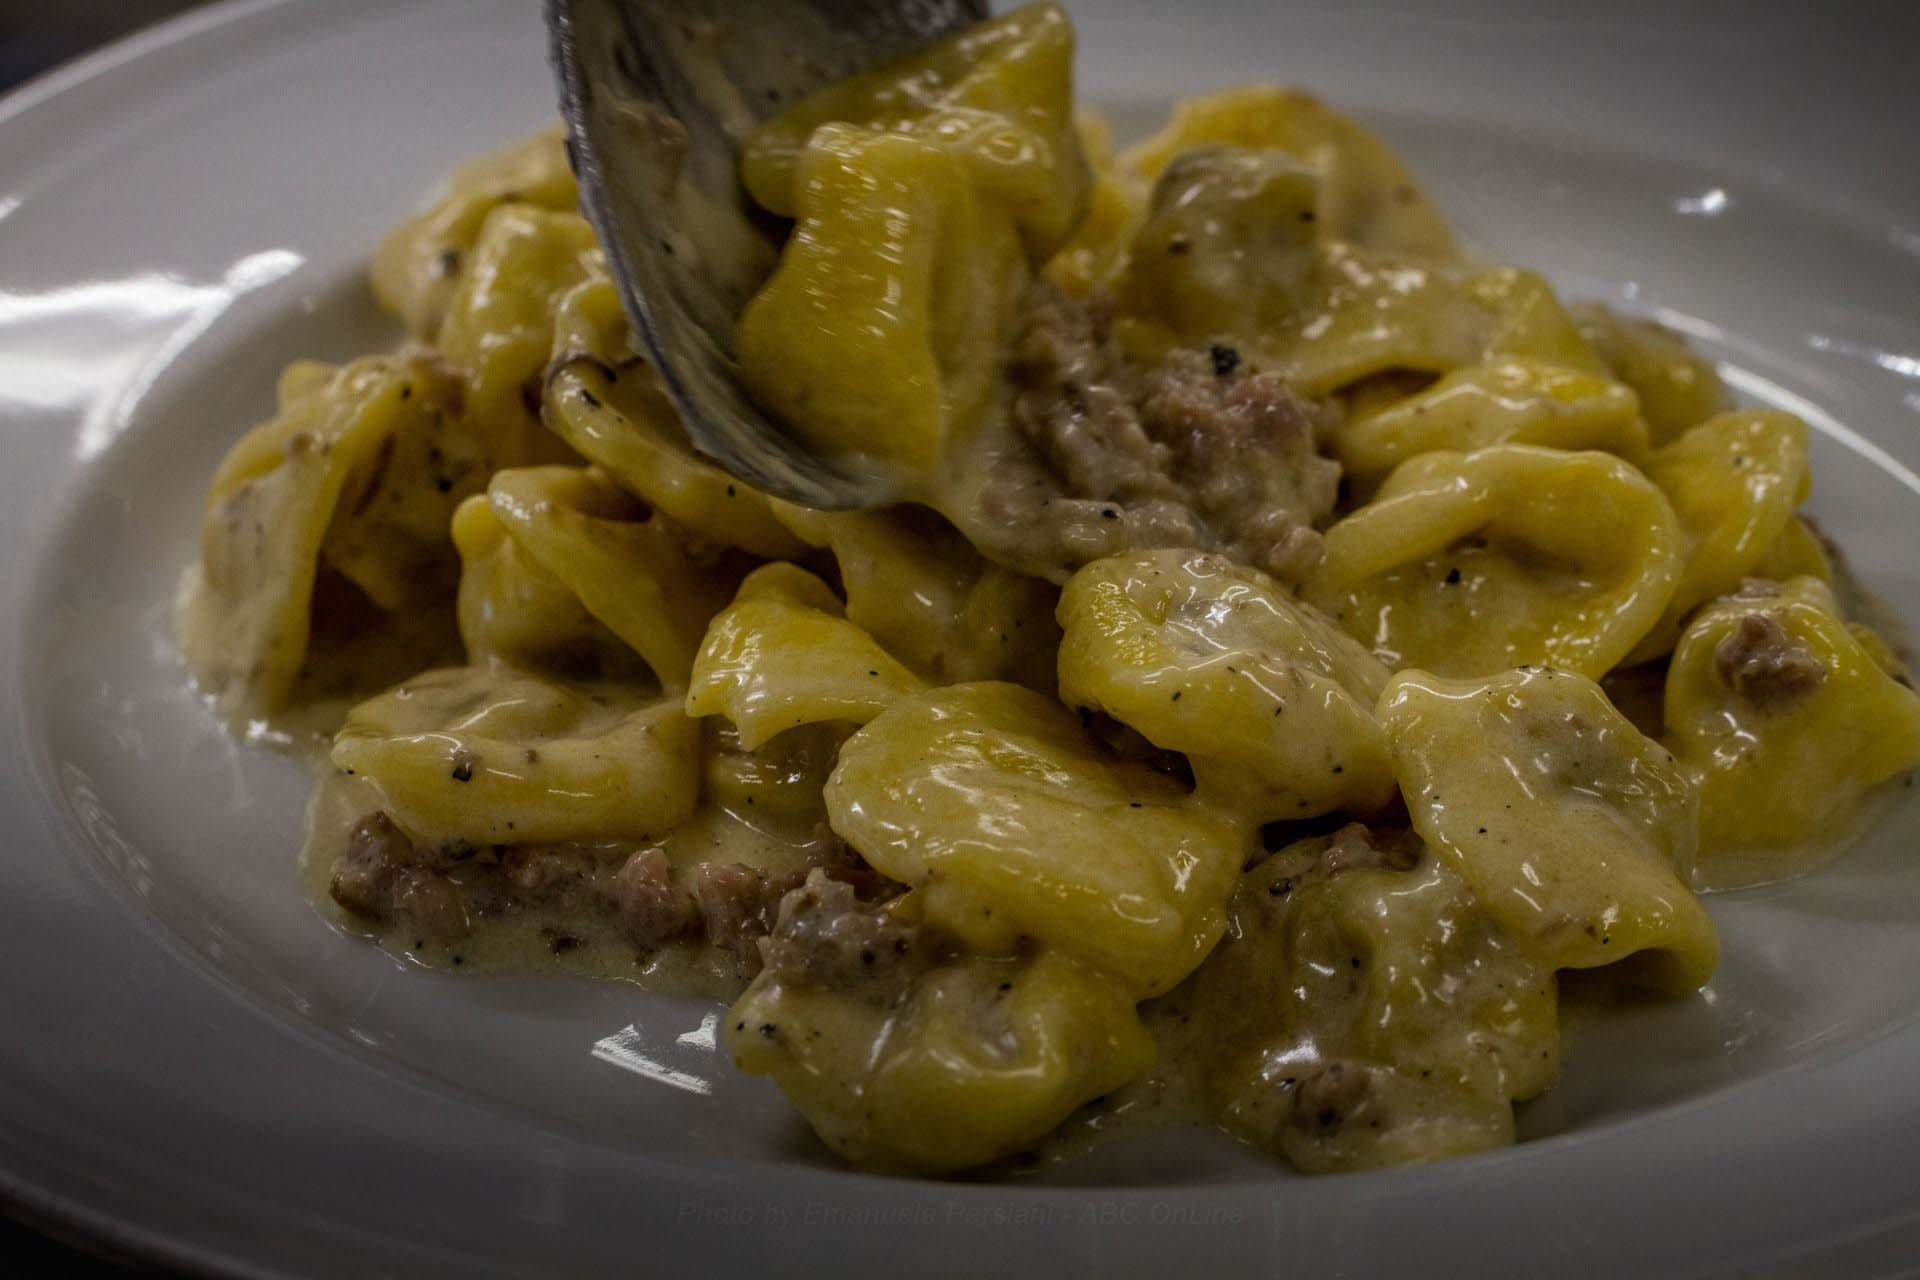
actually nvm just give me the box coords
[5,1,1920,1274]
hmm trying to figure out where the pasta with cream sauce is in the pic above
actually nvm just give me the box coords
[178,3,1919,1177]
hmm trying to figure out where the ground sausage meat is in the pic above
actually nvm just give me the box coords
[613,848,698,950]
[1714,610,1828,709]
[963,282,1339,585]
[759,869,923,990]
[329,811,887,969]
[329,812,471,944]
[498,846,606,915]
[694,862,805,964]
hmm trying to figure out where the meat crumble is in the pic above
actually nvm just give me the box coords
[329,812,470,944]
[956,283,1340,585]
[612,847,698,949]
[694,862,805,963]
[330,809,860,971]
[758,869,923,991]
[1714,610,1828,709]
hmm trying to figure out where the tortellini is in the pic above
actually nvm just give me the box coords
[1108,147,1598,396]
[1754,515,1833,584]
[1664,577,1920,882]
[451,466,739,690]
[1380,667,1717,992]
[543,278,805,560]
[1119,84,1454,259]
[1049,81,1459,302]
[738,127,1027,473]
[1112,146,1322,351]
[701,720,846,835]
[730,941,1151,1174]
[451,491,640,683]
[1056,550,1396,821]
[332,665,700,846]
[736,5,1082,475]
[371,127,579,337]
[1308,445,1683,678]
[740,2,1088,256]
[181,355,480,715]
[1570,302,1728,443]
[1333,359,1649,489]
[435,204,602,463]
[1176,826,1559,1173]
[1465,268,1608,375]
[826,683,1250,996]
[686,565,925,749]
[1632,409,1811,661]
[774,503,1062,690]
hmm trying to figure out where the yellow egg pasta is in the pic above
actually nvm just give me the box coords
[773,503,1062,690]
[1332,358,1649,488]
[1308,445,1683,678]
[734,6,1087,479]
[1753,514,1834,584]
[1664,577,1920,883]
[1380,667,1717,993]
[1176,826,1559,1173]
[435,204,602,466]
[1056,549,1396,822]
[371,127,579,338]
[1109,150,1597,397]
[686,565,926,749]
[826,682,1250,996]
[738,126,1029,474]
[1570,302,1729,443]
[740,2,1088,257]
[451,492,642,682]
[1120,84,1455,259]
[543,279,806,559]
[180,355,481,716]
[729,934,1151,1174]
[453,466,740,691]
[1633,408,1811,661]
[332,665,701,846]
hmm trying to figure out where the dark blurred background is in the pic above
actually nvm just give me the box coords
[0,0,208,93]
[2,6,207,1274]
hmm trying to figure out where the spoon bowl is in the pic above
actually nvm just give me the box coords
[547,0,987,508]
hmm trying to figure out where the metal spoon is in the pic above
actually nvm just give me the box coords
[547,0,987,509]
